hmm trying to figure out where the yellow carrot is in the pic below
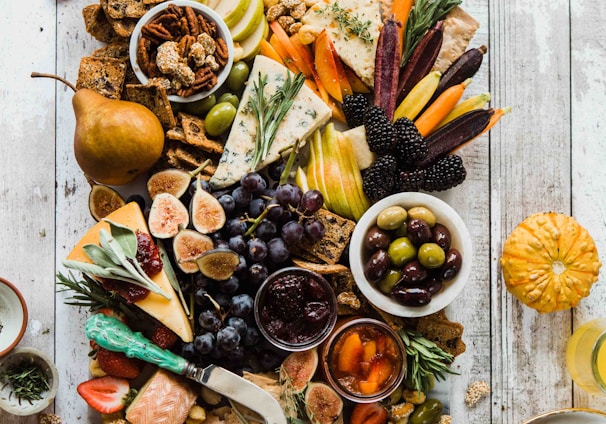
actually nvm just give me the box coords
[435,92,491,129]
[392,0,414,55]
[414,78,472,137]
[393,70,441,121]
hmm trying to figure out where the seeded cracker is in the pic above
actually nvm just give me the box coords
[415,311,466,357]
[100,0,138,38]
[179,113,225,155]
[76,56,127,99]
[82,4,121,43]
[106,0,152,20]
[92,42,130,59]
[125,84,177,129]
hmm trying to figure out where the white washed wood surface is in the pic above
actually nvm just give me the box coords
[2,0,606,423]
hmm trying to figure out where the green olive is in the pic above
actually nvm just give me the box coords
[377,206,408,230]
[410,399,443,424]
[226,61,250,92]
[417,243,446,269]
[218,92,240,108]
[377,269,403,294]
[204,102,237,136]
[387,237,417,267]
[408,206,436,227]
[182,94,216,115]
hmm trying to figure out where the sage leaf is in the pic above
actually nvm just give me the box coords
[82,244,116,268]
[105,219,138,258]
[62,260,116,279]
[157,239,189,315]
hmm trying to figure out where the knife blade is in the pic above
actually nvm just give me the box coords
[86,314,286,424]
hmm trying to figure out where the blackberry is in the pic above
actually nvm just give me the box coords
[393,117,428,169]
[396,169,425,192]
[362,154,398,202]
[342,94,370,128]
[422,154,467,192]
[363,106,395,155]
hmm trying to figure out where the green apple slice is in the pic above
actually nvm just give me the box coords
[230,0,264,42]
[213,0,251,28]
[238,17,268,61]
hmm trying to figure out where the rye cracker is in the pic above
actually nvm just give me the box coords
[125,83,177,129]
[76,56,127,99]
[179,113,225,155]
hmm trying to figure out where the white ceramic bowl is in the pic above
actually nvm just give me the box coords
[0,277,28,356]
[349,192,473,318]
[129,0,234,103]
[0,347,59,416]
[522,408,606,423]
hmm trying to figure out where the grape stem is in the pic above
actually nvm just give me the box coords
[279,139,302,186]
[243,204,279,238]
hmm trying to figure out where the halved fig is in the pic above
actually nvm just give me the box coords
[148,192,189,239]
[190,176,226,234]
[173,229,214,274]
[195,248,240,281]
[89,183,125,221]
[304,382,343,424]
[147,168,191,200]
[280,348,319,394]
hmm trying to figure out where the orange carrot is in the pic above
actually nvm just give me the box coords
[479,106,512,137]
[259,39,285,65]
[414,78,472,137]
[391,0,414,54]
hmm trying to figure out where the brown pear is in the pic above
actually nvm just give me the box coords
[72,88,165,185]
[31,72,165,186]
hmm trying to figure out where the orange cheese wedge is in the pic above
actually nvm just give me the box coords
[66,202,193,342]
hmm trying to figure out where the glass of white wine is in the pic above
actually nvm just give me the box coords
[566,318,606,395]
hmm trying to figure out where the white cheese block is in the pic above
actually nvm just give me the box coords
[302,0,382,88]
[209,55,332,189]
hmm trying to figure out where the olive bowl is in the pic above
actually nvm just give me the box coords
[0,347,59,416]
[0,277,28,357]
[129,0,234,103]
[349,192,473,318]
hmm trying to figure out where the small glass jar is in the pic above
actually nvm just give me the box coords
[254,267,338,352]
[321,318,406,402]
[566,318,606,396]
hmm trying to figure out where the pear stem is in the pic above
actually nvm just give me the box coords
[31,72,77,92]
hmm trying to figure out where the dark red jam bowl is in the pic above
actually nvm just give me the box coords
[254,267,338,352]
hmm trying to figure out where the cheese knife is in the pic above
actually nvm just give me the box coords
[86,313,287,424]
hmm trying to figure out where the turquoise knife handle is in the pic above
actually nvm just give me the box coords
[85,314,188,375]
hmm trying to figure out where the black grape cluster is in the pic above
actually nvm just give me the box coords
[180,164,326,373]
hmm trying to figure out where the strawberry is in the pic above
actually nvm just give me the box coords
[151,324,178,349]
[77,376,130,414]
[96,347,143,379]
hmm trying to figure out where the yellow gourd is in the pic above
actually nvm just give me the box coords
[500,212,602,313]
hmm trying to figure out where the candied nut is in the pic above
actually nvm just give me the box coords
[288,22,302,35]
[189,42,207,68]
[179,15,190,35]
[141,23,173,42]
[197,32,216,55]
[191,67,217,90]
[198,14,217,37]
[185,6,200,37]
[167,3,184,18]
[214,38,229,67]
[282,0,302,8]
[289,1,307,20]
[205,55,220,72]
[277,15,295,31]
[266,3,287,22]
[264,0,280,8]
[297,24,319,44]
[465,381,490,407]
[336,292,361,310]
[178,34,196,57]
[137,37,152,74]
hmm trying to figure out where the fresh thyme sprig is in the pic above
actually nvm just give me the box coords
[62,219,170,299]
[1,363,50,404]
[402,0,462,63]
[249,71,306,169]
[56,272,145,323]
[399,328,459,394]
[317,2,374,43]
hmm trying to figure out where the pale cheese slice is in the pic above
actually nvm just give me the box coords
[302,0,382,88]
[66,202,194,342]
[209,55,332,189]
[125,368,197,424]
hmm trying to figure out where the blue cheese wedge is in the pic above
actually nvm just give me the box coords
[302,0,382,88]
[209,55,332,189]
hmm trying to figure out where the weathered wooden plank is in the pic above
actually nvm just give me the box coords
[570,0,606,412]
[490,0,573,422]
[54,0,106,422]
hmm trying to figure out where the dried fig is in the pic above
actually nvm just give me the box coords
[148,192,189,239]
[190,176,226,234]
[280,348,319,394]
[173,229,214,274]
[304,382,343,424]
[195,248,240,281]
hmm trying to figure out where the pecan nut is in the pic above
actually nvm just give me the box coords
[214,38,229,67]
[141,23,173,42]
[185,6,200,37]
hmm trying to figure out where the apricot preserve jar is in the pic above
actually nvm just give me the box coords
[254,267,337,351]
[321,318,406,402]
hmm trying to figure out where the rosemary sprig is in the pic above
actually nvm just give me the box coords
[399,328,459,394]
[62,219,170,299]
[56,272,145,323]
[402,0,462,63]
[1,363,50,404]
[317,2,374,43]
[249,71,306,169]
